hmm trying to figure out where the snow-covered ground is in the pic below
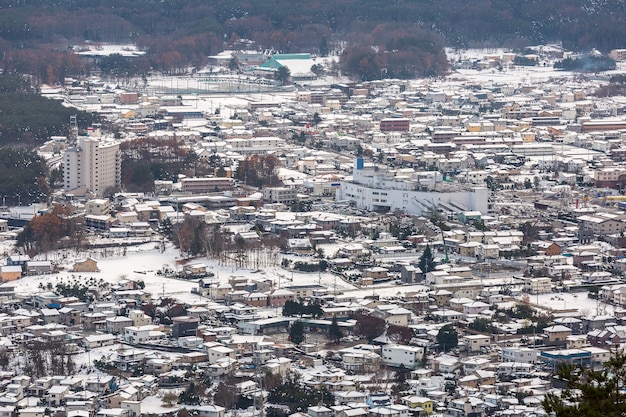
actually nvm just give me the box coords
[525,291,613,316]
[10,241,364,304]
[9,239,615,318]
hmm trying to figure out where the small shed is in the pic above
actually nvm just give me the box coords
[72,258,99,273]
[0,265,22,282]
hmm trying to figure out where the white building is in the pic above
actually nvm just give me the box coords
[501,346,537,364]
[263,187,297,204]
[336,159,489,216]
[123,325,164,344]
[64,134,121,197]
[463,334,490,352]
[206,345,236,364]
[523,277,552,294]
[381,344,424,369]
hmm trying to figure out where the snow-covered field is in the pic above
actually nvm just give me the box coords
[10,240,615,318]
[10,241,365,304]
[526,291,613,316]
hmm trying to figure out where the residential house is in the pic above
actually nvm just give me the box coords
[207,345,236,364]
[381,345,424,369]
[375,306,413,326]
[106,316,134,335]
[268,289,296,307]
[114,349,146,372]
[461,357,491,374]
[196,405,226,417]
[96,409,129,417]
[308,406,332,417]
[553,317,583,334]
[58,307,81,326]
[522,277,552,294]
[20,407,47,417]
[335,391,368,406]
[459,370,496,388]
[463,301,490,315]
[446,397,485,417]
[47,385,69,407]
[476,244,500,259]
[501,347,537,364]
[124,325,164,344]
[128,310,152,327]
[340,349,381,373]
[86,375,115,393]
[83,334,117,350]
[400,265,423,284]
[85,199,111,215]
[171,316,199,338]
[6,255,29,267]
[360,266,389,285]
[244,292,268,308]
[401,396,433,415]
[543,325,572,347]
[463,334,490,352]
[265,357,292,376]
[25,261,53,275]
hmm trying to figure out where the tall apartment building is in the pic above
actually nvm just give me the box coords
[63,135,121,197]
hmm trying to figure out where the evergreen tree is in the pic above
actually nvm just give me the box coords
[396,363,410,387]
[215,166,227,177]
[353,310,386,342]
[328,316,343,343]
[307,302,324,318]
[275,66,291,85]
[436,324,458,352]
[213,382,237,410]
[178,381,201,405]
[282,300,301,317]
[319,36,329,56]
[312,112,322,127]
[268,373,334,412]
[543,350,626,417]
[289,320,305,345]
[418,244,436,273]
[159,217,173,240]
[228,56,240,71]
[421,348,428,368]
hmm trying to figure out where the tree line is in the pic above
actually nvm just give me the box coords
[0,74,97,146]
[17,204,86,255]
[0,0,624,52]
[0,147,50,207]
[119,136,203,192]
[1,0,625,83]
[168,217,284,269]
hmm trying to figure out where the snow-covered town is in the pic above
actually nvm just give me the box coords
[3,44,626,417]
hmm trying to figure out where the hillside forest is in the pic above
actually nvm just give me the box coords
[0,0,624,83]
